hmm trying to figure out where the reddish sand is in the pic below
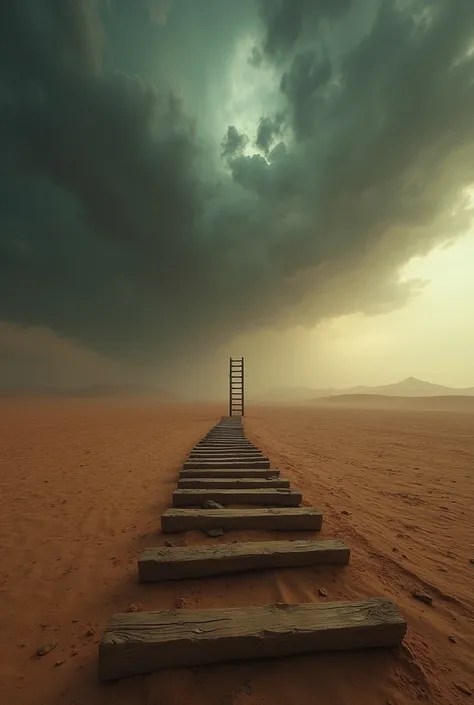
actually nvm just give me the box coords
[0,399,473,705]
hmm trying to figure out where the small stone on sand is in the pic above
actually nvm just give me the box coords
[205,528,224,537]
[454,682,472,696]
[412,591,433,605]
[202,500,224,509]
[318,588,328,597]
[36,642,57,657]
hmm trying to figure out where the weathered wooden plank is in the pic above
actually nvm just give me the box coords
[198,437,251,442]
[179,468,280,479]
[198,435,251,440]
[189,456,265,462]
[206,430,245,432]
[190,449,263,456]
[138,539,350,582]
[205,430,245,435]
[99,598,407,680]
[172,488,302,507]
[195,441,253,445]
[187,456,266,463]
[161,507,322,533]
[191,452,260,457]
[195,442,256,447]
[183,459,270,470]
[177,477,290,489]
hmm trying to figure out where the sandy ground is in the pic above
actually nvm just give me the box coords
[0,399,473,705]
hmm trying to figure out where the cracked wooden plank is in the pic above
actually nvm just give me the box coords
[138,538,350,582]
[161,507,323,533]
[179,468,280,479]
[172,488,302,507]
[99,599,407,680]
[182,459,270,470]
[177,477,290,489]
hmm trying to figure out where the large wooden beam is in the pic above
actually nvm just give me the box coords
[172,488,302,507]
[186,456,266,464]
[99,598,407,680]
[161,507,323,533]
[205,431,245,434]
[186,451,268,463]
[205,431,246,436]
[189,449,264,456]
[179,468,280,479]
[138,539,350,582]
[193,443,255,447]
[183,459,271,470]
[177,477,290,489]
[196,438,255,447]
[193,443,255,448]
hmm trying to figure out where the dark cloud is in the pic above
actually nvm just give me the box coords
[1,0,474,387]
[248,45,263,68]
[280,50,331,141]
[255,112,285,153]
[221,125,249,159]
[145,0,173,26]
[258,0,351,59]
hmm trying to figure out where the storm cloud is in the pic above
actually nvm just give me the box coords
[1,0,473,385]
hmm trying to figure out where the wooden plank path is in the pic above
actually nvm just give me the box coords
[99,415,407,680]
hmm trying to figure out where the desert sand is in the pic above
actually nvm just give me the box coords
[0,398,473,705]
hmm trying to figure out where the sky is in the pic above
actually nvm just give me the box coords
[1,0,474,397]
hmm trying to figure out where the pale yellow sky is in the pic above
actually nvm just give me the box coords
[189,228,474,399]
[186,29,474,400]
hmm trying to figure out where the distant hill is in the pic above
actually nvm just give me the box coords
[252,377,474,404]
[313,394,474,412]
[336,377,474,397]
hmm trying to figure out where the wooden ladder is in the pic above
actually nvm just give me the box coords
[229,356,244,417]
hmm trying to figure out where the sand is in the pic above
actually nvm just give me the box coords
[0,398,473,705]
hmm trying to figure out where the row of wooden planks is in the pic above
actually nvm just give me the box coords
[99,416,407,681]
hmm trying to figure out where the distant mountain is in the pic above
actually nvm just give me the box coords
[252,377,474,403]
[332,377,474,398]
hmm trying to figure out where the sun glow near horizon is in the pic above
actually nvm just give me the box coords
[209,228,474,399]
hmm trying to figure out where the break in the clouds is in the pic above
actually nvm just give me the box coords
[1,0,473,383]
